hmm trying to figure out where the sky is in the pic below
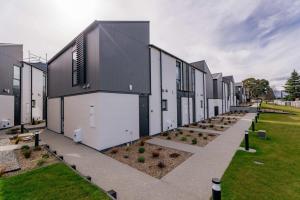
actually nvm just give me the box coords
[1,0,300,90]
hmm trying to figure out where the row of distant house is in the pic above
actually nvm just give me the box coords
[0,20,246,151]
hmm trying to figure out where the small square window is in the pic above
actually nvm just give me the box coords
[32,100,36,108]
[162,100,168,111]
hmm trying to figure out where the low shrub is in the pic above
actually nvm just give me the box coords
[175,133,178,137]
[199,125,203,128]
[111,148,118,154]
[192,122,198,126]
[180,137,187,141]
[157,161,166,168]
[220,126,224,129]
[123,155,129,159]
[152,151,160,158]
[139,140,145,146]
[23,149,31,159]
[192,138,197,145]
[169,153,180,158]
[189,130,194,133]
[228,120,231,124]
[224,122,228,125]
[203,136,208,140]
[15,137,20,144]
[36,159,46,167]
[166,136,171,140]
[138,147,145,153]
[179,131,183,135]
[125,147,130,151]
[202,126,207,129]
[209,124,214,128]
[186,134,191,137]
[208,133,215,137]
[42,153,49,159]
[162,132,169,137]
[137,156,145,163]
[198,133,203,137]
[21,145,30,151]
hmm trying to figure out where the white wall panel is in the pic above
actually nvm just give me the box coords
[181,97,189,125]
[32,68,44,121]
[0,95,14,128]
[195,70,205,121]
[149,48,161,135]
[189,97,193,123]
[21,64,31,124]
[47,98,61,133]
[161,53,177,131]
[64,92,139,150]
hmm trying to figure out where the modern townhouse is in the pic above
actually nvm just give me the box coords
[21,61,47,124]
[235,82,246,105]
[46,20,207,151]
[0,43,23,129]
[222,75,236,113]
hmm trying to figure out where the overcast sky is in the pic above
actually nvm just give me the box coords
[1,0,300,89]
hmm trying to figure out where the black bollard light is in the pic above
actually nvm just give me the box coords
[34,132,39,147]
[251,121,255,132]
[255,116,258,123]
[21,124,24,133]
[107,190,117,199]
[245,130,249,151]
[71,164,76,170]
[58,155,64,160]
[86,176,91,181]
[212,178,221,200]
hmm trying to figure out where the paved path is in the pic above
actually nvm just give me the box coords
[40,113,255,200]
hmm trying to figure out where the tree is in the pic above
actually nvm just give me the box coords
[284,70,300,101]
[242,78,274,100]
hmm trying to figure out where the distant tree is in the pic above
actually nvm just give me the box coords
[284,70,300,101]
[243,78,274,100]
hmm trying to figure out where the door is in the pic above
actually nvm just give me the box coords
[13,65,21,125]
[139,96,149,137]
[177,96,182,126]
[214,106,219,116]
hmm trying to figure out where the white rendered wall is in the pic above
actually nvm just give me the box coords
[189,97,193,123]
[32,68,44,121]
[64,92,139,151]
[161,53,177,131]
[149,48,161,135]
[195,70,205,121]
[21,64,31,124]
[0,95,14,128]
[47,98,61,133]
[208,99,222,118]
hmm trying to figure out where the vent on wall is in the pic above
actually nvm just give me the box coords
[76,33,86,85]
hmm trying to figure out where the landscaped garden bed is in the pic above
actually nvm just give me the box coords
[187,120,229,131]
[104,141,192,179]
[157,129,219,147]
[1,145,58,177]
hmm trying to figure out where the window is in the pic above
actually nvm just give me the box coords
[13,65,20,90]
[190,68,195,92]
[32,100,36,108]
[200,100,203,108]
[182,63,188,91]
[72,46,78,86]
[162,100,168,111]
[176,61,182,90]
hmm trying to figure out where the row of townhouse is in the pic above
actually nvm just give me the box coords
[45,21,237,151]
[0,21,243,151]
[0,43,47,129]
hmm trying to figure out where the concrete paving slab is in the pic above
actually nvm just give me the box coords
[0,150,20,172]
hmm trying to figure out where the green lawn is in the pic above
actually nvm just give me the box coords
[0,163,110,200]
[222,102,300,200]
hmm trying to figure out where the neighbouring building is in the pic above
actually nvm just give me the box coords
[21,61,47,124]
[222,75,236,112]
[0,43,23,129]
[235,82,246,105]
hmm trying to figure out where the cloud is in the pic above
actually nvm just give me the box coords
[0,0,299,90]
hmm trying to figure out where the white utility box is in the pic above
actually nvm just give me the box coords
[73,128,82,143]
[0,119,12,129]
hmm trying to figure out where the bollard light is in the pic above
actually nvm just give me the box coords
[34,132,39,147]
[212,178,221,200]
[245,130,249,151]
[251,121,255,132]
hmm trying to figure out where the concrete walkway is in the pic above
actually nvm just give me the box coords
[40,113,255,200]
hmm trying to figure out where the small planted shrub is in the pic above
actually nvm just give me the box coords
[140,140,145,146]
[138,147,145,153]
[209,124,214,128]
[208,133,215,137]
[36,159,46,167]
[199,125,203,128]
[15,137,20,144]
[157,161,166,169]
[23,149,31,159]
[224,122,228,125]
[125,147,130,151]
[169,153,180,158]
[189,130,194,133]
[202,126,207,129]
[198,133,203,137]
[111,148,118,154]
[137,156,145,163]
[152,151,160,158]
[228,120,231,124]
[21,145,30,151]
[179,131,183,135]
[175,133,178,137]
[192,138,197,145]
[167,136,171,140]
[181,137,187,141]
[203,136,208,140]
[162,132,169,136]
[186,134,191,137]
[42,153,49,159]
[220,126,224,129]
[192,122,197,126]
[123,155,129,159]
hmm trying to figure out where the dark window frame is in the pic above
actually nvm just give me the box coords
[162,99,168,111]
[32,99,36,108]
[176,61,182,90]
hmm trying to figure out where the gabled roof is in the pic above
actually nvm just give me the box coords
[150,45,206,73]
[212,73,222,79]
[235,82,243,87]
[22,61,47,73]
[223,75,234,83]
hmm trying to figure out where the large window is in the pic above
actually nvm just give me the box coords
[176,61,182,90]
[190,68,195,92]
[72,46,78,86]
[162,99,168,111]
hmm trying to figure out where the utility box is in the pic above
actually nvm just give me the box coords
[0,119,12,129]
[73,128,82,143]
[257,130,267,139]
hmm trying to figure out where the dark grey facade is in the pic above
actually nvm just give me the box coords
[212,73,223,99]
[0,44,23,96]
[48,21,150,98]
